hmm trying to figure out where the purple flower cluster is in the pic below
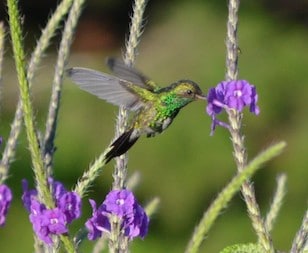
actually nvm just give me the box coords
[206,80,260,134]
[0,184,12,227]
[86,189,149,240]
[22,179,81,245]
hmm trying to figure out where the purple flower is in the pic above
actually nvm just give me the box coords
[29,200,67,245]
[206,80,260,134]
[49,178,66,201]
[57,191,81,223]
[123,203,149,239]
[86,189,149,240]
[22,179,38,212]
[43,208,68,234]
[0,184,12,226]
[104,189,135,217]
[85,199,110,240]
[22,179,81,245]
[29,199,49,243]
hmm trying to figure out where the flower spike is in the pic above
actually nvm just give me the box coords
[206,80,260,134]
[22,178,81,245]
[86,189,149,241]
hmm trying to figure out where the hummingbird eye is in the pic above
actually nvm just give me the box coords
[186,89,193,96]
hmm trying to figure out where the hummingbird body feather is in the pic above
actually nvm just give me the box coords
[68,58,205,163]
[105,129,139,163]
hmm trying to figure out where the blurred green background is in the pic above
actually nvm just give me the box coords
[0,0,307,252]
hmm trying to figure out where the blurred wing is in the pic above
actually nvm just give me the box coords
[106,58,160,91]
[67,67,145,111]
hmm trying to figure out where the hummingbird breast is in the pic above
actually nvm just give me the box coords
[132,102,180,138]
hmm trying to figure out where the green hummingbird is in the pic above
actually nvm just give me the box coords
[67,58,206,163]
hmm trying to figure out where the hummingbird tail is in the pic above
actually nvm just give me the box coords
[105,129,139,163]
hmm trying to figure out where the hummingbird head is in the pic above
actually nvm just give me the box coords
[172,80,206,101]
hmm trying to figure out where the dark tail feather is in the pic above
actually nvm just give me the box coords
[105,129,139,163]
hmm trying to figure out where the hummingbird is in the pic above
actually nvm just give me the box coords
[67,58,206,163]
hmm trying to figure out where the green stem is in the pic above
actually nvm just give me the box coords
[47,0,85,250]
[0,22,4,81]
[0,22,7,182]
[225,0,274,251]
[144,197,160,217]
[43,0,84,174]
[112,0,148,190]
[0,0,74,181]
[265,173,287,233]
[290,209,308,253]
[185,141,286,253]
[27,0,74,83]
[7,0,54,207]
[73,147,111,197]
[59,234,77,253]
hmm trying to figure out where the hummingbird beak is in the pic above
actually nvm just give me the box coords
[195,94,207,100]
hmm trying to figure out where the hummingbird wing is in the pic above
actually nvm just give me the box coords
[67,67,147,111]
[107,58,160,92]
